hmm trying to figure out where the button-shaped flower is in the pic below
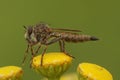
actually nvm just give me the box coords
[32,52,73,80]
[77,62,113,80]
[0,66,23,80]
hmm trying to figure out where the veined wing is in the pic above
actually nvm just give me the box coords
[51,28,81,32]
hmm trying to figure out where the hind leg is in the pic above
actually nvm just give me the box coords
[59,40,75,58]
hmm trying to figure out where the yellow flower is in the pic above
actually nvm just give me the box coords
[0,66,23,80]
[32,52,73,80]
[77,62,113,80]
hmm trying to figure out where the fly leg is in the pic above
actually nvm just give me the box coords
[59,40,65,52]
[35,44,41,54]
[40,37,62,66]
[22,44,30,65]
[45,37,62,45]
[41,46,48,66]
[59,40,75,58]
[30,45,35,67]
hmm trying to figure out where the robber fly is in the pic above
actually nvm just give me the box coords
[22,23,99,66]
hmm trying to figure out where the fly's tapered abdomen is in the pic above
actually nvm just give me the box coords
[52,32,99,42]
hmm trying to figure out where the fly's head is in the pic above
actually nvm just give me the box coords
[24,26,37,45]
[24,23,52,45]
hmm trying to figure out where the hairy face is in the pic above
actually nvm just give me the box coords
[24,26,37,45]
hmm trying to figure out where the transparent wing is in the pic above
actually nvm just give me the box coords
[52,28,81,32]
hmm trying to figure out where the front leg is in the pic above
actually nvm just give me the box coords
[40,45,48,66]
[35,44,41,54]
[22,44,30,65]
[30,45,35,67]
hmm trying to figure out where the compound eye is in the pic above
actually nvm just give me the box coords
[28,27,33,36]
[30,33,37,42]
[24,26,33,41]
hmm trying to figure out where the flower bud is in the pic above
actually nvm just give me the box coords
[32,52,73,80]
[0,66,23,80]
[77,62,113,80]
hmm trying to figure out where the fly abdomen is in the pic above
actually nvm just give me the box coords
[51,32,98,42]
[60,33,98,42]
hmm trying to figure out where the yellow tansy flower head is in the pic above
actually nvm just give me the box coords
[0,66,23,80]
[77,62,113,80]
[32,52,73,79]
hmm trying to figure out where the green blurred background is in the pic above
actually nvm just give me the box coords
[0,0,119,80]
